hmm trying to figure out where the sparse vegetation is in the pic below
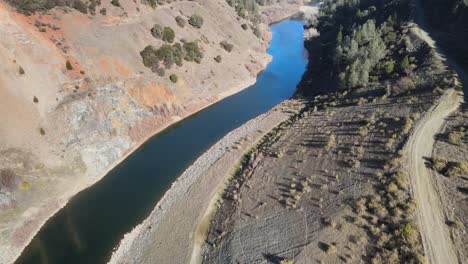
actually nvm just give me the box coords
[220,40,234,52]
[151,24,163,39]
[175,16,186,28]
[19,66,25,75]
[325,133,336,151]
[162,27,175,43]
[110,0,120,7]
[169,74,178,83]
[279,259,294,264]
[66,60,73,70]
[188,14,204,28]
[20,180,31,190]
[447,128,465,145]
[214,55,222,63]
[140,41,203,72]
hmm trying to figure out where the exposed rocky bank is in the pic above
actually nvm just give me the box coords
[0,0,307,263]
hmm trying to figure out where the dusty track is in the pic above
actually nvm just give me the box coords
[406,89,461,264]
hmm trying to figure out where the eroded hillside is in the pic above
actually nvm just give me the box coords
[0,0,306,263]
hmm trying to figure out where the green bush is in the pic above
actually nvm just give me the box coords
[400,55,410,71]
[66,60,73,70]
[175,16,186,28]
[162,27,175,43]
[183,41,203,63]
[140,41,202,70]
[151,24,163,39]
[111,0,120,7]
[446,161,468,177]
[385,60,395,74]
[448,129,464,145]
[188,14,204,28]
[73,0,88,14]
[147,0,157,8]
[220,40,234,52]
[169,74,178,83]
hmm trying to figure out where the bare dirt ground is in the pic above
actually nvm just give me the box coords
[405,89,461,264]
[200,15,463,262]
[202,83,447,263]
[107,100,304,264]
[430,105,468,263]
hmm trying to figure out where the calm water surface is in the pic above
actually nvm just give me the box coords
[16,19,307,264]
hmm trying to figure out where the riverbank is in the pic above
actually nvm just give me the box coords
[8,8,309,264]
[1,0,275,262]
[201,0,464,262]
[2,56,270,264]
[107,17,310,264]
[108,100,304,264]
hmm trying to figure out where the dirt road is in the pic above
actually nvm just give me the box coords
[406,89,461,264]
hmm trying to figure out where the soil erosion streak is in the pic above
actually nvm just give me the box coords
[406,88,461,264]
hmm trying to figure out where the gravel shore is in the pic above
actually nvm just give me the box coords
[108,101,298,264]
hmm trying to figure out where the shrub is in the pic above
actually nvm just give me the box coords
[19,66,25,75]
[183,41,203,63]
[385,60,395,74]
[447,219,463,229]
[429,157,448,172]
[280,259,294,264]
[188,14,204,28]
[110,0,120,7]
[20,181,31,190]
[39,128,46,135]
[448,129,464,145]
[169,74,178,83]
[402,117,413,134]
[140,42,203,70]
[396,76,416,93]
[73,0,88,14]
[220,40,234,52]
[214,55,222,63]
[446,161,468,177]
[325,243,337,254]
[146,0,156,8]
[162,27,175,43]
[66,60,73,70]
[400,55,410,71]
[325,134,336,150]
[100,8,107,15]
[241,23,248,30]
[175,16,186,28]
[33,96,39,103]
[151,24,163,39]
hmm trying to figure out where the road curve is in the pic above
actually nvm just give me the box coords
[405,88,461,264]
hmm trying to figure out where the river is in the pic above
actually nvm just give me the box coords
[15,19,307,264]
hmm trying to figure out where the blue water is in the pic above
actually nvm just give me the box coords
[16,19,307,264]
